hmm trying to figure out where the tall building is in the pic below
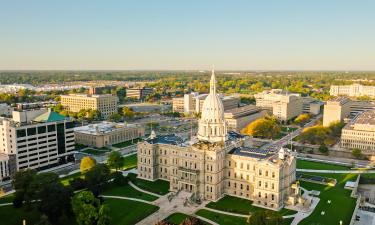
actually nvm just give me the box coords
[322,97,351,126]
[126,87,153,100]
[224,105,267,132]
[255,89,303,121]
[137,70,301,210]
[74,122,145,148]
[330,84,375,97]
[60,94,118,119]
[341,110,375,154]
[172,92,239,114]
[301,97,323,115]
[0,108,75,173]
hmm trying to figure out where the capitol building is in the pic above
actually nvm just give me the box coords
[137,70,301,210]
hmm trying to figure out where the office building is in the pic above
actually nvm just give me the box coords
[126,87,153,100]
[255,89,303,121]
[137,70,302,210]
[330,84,375,97]
[301,97,323,115]
[322,97,351,126]
[0,104,12,117]
[74,122,145,148]
[61,94,118,119]
[0,108,75,172]
[341,110,375,154]
[224,105,268,132]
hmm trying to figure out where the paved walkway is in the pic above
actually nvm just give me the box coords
[202,207,248,218]
[100,195,152,204]
[136,191,207,225]
[0,202,12,206]
[290,187,320,225]
[195,215,219,225]
[128,181,162,198]
[297,169,375,173]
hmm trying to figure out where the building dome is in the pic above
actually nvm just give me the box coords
[197,69,227,143]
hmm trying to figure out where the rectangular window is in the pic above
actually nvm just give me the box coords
[27,128,36,136]
[16,129,26,138]
[38,126,46,134]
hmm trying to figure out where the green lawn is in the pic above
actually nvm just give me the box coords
[297,159,351,170]
[59,172,83,186]
[281,126,298,132]
[196,209,247,225]
[298,172,358,225]
[164,212,211,225]
[112,138,142,148]
[123,154,137,170]
[128,173,170,195]
[0,205,75,225]
[104,198,159,225]
[0,194,14,204]
[102,183,158,201]
[206,195,296,216]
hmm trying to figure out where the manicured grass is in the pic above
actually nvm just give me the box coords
[128,173,170,195]
[283,217,294,225]
[122,154,137,170]
[0,205,42,225]
[112,138,142,148]
[297,159,350,170]
[59,172,83,186]
[196,209,247,225]
[102,183,158,201]
[206,195,296,216]
[0,194,14,204]
[104,198,159,225]
[298,172,358,225]
[164,212,211,225]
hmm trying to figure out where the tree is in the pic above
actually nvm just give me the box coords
[97,205,111,225]
[107,151,124,171]
[80,156,97,173]
[352,148,362,159]
[180,217,204,225]
[71,191,101,225]
[318,144,329,155]
[12,169,37,207]
[247,210,283,225]
[39,182,73,223]
[294,114,311,125]
[108,113,122,122]
[122,107,135,120]
[241,117,281,139]
[85,164,111,195]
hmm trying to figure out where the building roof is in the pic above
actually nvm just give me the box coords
[33,110,66,123]
[353,110,375,125]
[146,134,184,145]
[74,122,140,135]
[228,146,270,159]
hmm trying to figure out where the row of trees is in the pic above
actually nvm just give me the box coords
[11,151,126,225]
[296,121,345,146]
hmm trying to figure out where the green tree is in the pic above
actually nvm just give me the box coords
[294,114,311,125]
[12,169,37,207]
[108,113,122,122]
[352,148,362,159]
[80,156,97,173]
[318,144,329,155]
[85,164,111,195]
[71,191,101,225]
[39,182,73,223]
[107,151,124,171]
[97,205,111,225]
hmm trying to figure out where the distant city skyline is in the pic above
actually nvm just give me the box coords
[0,0,374,70]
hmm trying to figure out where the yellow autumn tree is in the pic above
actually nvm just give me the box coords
[241,117,281,139]
[80,156,97,173]
[294,114,311,124]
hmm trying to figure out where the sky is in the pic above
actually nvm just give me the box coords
[0,0,374,71]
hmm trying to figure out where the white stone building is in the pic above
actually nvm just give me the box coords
[330,84,375,97]
[137,70,301,210]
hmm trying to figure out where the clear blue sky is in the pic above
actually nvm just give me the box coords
[0,0,374,70]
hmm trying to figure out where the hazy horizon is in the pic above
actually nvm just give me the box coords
[1,1,374,71]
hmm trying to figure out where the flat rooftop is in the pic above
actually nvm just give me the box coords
[74,122,140,135]
[353,110,375,125]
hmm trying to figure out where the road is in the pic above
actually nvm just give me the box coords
[261,114,322,152]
